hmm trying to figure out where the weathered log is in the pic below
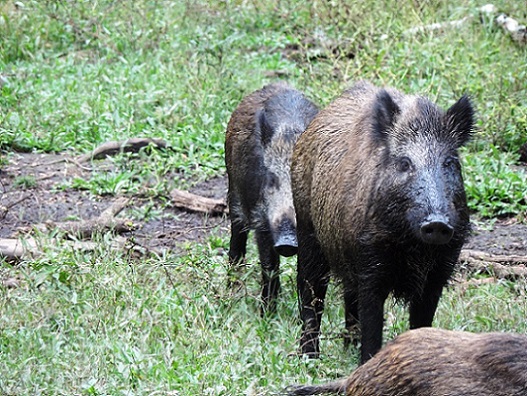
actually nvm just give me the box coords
[0,236,127,262]
[0,237,40,261]
[170,188,228,215]
[459,249,527,279]
[460,249,527,265]
[76,138,168,163]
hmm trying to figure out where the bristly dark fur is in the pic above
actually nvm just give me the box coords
[291,80,475,364]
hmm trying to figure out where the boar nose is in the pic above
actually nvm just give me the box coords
[420,216,454,245]
[273,217,298,257]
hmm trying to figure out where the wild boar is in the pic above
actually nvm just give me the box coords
[287,327,527,396]
[291,80,474,362]
[225,82,319,313]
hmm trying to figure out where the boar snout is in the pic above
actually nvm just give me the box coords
[420,215,454,245]
[273,217,298,257]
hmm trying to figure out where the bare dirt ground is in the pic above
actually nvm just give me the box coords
[0,152,229,257]
[1,152,526,263]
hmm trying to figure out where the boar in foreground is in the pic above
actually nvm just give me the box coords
[291,81,474,362]
[287,328,527,396]
[225,82,319,313]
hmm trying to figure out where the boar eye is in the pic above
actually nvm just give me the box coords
[396,157,412,172]
[443,156,458,168]
[267,172,280,189]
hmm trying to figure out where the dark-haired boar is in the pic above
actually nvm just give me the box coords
[291,81,474,363]
[287,328,527,396]
[225,82,319,313]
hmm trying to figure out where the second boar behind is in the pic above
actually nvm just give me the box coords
[225,82,319,313]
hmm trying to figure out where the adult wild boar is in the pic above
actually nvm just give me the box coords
[291,81,474,362]
[225,82,319,313]
[287,328,527,396]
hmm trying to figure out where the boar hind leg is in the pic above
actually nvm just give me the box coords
[256,230,281,314]
[297,229,330,358]
[344,286,360,349]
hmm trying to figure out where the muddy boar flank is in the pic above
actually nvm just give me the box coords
[287,328,527,396]
[225,82,319,313]
[291,81,474,363]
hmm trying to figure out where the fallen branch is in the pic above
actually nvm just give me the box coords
[0,236,127,262]
[170,189,228,215]
[0,237,40,261]
[77,138,168,163]
[455,277,498,294]
[460,249,527,265]
[18,197,135,239]
[459,249,527,279]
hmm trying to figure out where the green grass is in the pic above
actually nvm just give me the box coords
[1,0,527,394]
[1,238,526,395]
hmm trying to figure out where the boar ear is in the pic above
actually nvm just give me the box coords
[256,108,274,146]
[372,89,400,140]
[445,95,475,147]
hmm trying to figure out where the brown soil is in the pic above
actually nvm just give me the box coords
[1,152,526,259]
[0,152,229,255]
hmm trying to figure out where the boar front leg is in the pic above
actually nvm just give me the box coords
[228,219,248,266]
[409,279,444,329]
[409,261,453,328]
[256,230,281,314]
[358,280,389,364]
